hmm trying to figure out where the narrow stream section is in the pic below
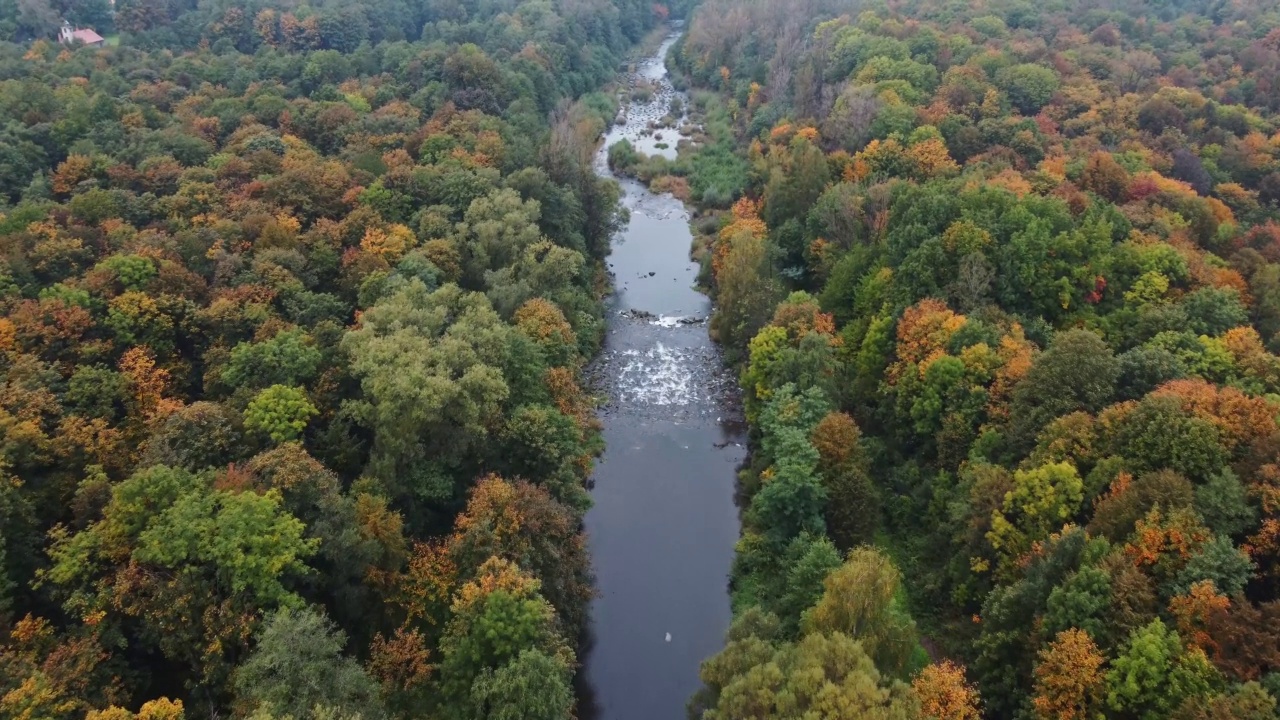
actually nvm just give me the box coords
[578,32,746,720]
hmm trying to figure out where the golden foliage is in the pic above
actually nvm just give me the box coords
[52,155,94,196]
[913,660,982,720]
[513,298,577,348]
[117,347,182,428]
[1124,506,1210,568]
[421,239,462,281]
[1169,580,1231,657]
[360,224,417,260]
[395,541,456,626]
[811,412,861,469]
[1150,378,1277,453]
[713,198,768,282]
[888,299,966,383]
[907,137,960,176]
[1032,629,1105,720]
[450,557,540,614]
[368,627,432,692]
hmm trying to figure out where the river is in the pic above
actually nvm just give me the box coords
[578,31,746,720]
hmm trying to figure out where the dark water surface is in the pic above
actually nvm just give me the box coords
[578,32,745,720]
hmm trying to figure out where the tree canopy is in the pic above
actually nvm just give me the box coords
[676,0,1280,716]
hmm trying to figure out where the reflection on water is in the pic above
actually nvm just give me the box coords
[578,30,745,720]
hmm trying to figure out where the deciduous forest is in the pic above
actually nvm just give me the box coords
[0,0,687,717]
[635,0,1280,717]
[10,0,1280,716]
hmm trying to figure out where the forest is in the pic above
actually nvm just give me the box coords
[617,0,1280,717]
[10,0,1280,715]
[0,0,690,717]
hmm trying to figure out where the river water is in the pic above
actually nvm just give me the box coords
[578,32,746,720]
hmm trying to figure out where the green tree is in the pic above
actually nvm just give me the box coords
[1171,682,1278,720]
[803,547,920,678]
[142,401,245,470]
[1117,346,1187,401]
[763,137,832,230]
[1010,330,1119,451]
[974,529,1107,717]
[469,650,574,720]
[1180,287,1249,337]
[698,617,921,720]
[747,385,834,548]
[994,63,1060,114]
[1107,619,1220,720]
[988,462,1085,572]
[105,291,176,353]
[746,454,828,547]
[66,364,129,420]
[824,461,880,551]
[497,404,585,492]
[484,241,589,326]
[244,385,318,444]
[713,228,781,356]
[342,281,515,503]
[97,254,157,291]
[45,466,318,691]
[436,559,573,715]
[234,607,385,720]
[1170,535,1255,598]
[245,444,403,628]
[1194,471,1257,539]
[222,329,324,391]
[1042,565,1113,642]
[736,532,844,637]
[133,486,315,607]
[0,538,10,621]
[775,535,843,632]
[1111,396,1227,482]
[452,188,544,289]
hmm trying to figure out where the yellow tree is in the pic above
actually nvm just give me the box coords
[87,698,184,720]
[987,462,1084,575]
[1032,628,1106,720]
[913,660,981,720]
[908,138,960,177]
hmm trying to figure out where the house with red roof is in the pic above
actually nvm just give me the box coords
[59,20,105,47]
